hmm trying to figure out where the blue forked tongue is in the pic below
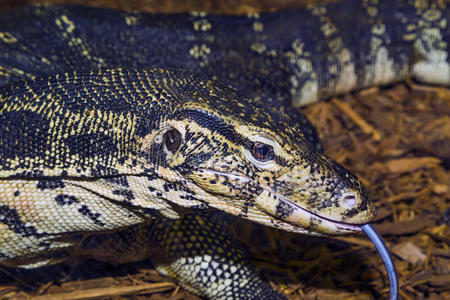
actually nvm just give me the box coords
[361,224,398,300]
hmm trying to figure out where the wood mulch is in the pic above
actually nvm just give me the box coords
[0,1,449,299]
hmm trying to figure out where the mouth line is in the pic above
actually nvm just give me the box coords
[200,168,362,232]
[274,192,362,232]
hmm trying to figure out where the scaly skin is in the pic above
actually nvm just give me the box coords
[0,0,449,298]
[0,68,371,299]
[0,67,372,257]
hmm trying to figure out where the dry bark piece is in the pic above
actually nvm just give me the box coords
[408,270,433,286]
[429,274,450,287]
[58,277,116,292]
[391,242,426,264]
[375,217,437,235]
[379,157,442,174]
[31,282,176,300]
[303,288,374,300]
[332,98,382,141]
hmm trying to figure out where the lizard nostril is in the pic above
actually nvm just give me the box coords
[343,194,358,207]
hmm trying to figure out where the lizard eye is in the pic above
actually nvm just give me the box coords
[164,129,182,153]
[251,142,274,162]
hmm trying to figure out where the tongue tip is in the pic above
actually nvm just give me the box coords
[361,223,398,300]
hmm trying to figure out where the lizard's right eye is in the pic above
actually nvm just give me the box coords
[164,129,182,153]
[251,142,274,162]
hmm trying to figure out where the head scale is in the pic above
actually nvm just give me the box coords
[134,68,376,235]
[0,68,375,235]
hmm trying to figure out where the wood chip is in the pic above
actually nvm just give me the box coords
[409,270,433,286]
[429,275,450,287]
[331,236,375,248]
[392,242,426,264]
[358,86,379,96]
[30,282,176,300]
[59,277,116,292]
[383,157,442,173]
[332,98,382,141]
[431,248,450,258]
[303,288,373,300]
[375,217,436,235]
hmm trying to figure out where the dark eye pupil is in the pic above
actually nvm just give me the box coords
[257,146,268,156]
[164,129,182,153]
[252,142,274,161]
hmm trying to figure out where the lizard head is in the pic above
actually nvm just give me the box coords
[141,70,376,235]
[0,68,374,236]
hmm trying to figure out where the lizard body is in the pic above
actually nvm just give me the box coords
[0,0,448,298]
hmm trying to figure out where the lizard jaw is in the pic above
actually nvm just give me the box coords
[197,169,363,234]
[272,192,362,233]
[254,188,362,234]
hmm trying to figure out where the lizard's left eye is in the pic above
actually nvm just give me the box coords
[251,142,274,162]
[164,129,182,153]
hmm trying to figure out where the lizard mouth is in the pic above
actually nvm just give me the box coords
[273,192,362,233]
[199,169,362,234]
